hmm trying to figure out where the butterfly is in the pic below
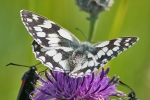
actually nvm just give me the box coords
[20,10,139,78]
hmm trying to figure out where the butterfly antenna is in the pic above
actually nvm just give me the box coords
[6,62,41,68]
[75,28,88,41]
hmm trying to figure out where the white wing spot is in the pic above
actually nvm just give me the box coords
[125,38,131,42]
[82,61,88,69]
[34,26,43,31]
[93,68,98,72]
[87,53,93,58]
[32,14,39,21]
[59,60,70,70]
[48,34,59,37]
[49,44,60,47]
[102,47,108,53]
[107,50,113,56]
[78,72,84,77]
[27,18,33,22]
[60,47,73,52]
[40,48,47,52]
[100,64,105,67]
[136,37,139,41]
[95,55,98,60]
[46,62,53,69]
[96,41,109,47]
[38,20,52,28]
[102,59,108,63]
[45,49,57,56]
[125,43,129,46]
[39,56,45,62]
[58,29,73,41]
[94,61,99,66]
[112,47,119,51]
[85,69,91,75]
[97,50,105,58]
[54,67,64,72]
[114,38,122,46]
[46,38,60,43]
[53,53,62,62]
[88,60,94,67]
[35,51,39,55]
[36,32,46,37]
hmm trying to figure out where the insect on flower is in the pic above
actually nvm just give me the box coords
[119,81,139,100]
[6,62,40,100]
[20,10,139,78]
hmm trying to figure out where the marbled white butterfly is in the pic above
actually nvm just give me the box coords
[20,10,139,78]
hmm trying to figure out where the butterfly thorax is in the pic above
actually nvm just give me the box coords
[77,42,95,52]
[69,42,96,73]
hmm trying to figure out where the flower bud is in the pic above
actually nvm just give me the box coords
[76,0,114,17]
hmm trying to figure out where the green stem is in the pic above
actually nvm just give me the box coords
[87,15,97,42]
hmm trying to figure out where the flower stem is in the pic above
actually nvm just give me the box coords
[87,15,97,42]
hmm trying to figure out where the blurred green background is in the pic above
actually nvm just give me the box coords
[0,0,150,99]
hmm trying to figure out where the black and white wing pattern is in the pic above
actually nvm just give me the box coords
[20,10,79,49]
[20,10,139,78]
[93,37,138,68]
[20,10,79,73]
[32,40,72,73]
[68,37,138,77]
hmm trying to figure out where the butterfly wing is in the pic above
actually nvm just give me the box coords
[69,37,139,78]
[20,10,80,72]
[93,37,139,69]
[32,40,72,72]
[20,10,79,49]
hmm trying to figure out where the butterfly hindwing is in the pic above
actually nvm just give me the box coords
[20,10,79,49]
[32,40,71,73]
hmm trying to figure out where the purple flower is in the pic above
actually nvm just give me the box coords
[31,67,125,100]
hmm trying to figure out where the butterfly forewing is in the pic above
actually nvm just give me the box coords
[93,37,139,68]
[21,10,139,78]
[20,10,79,49]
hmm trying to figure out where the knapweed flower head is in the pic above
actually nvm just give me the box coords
[76,0,114,17]
[31,67,125,100]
